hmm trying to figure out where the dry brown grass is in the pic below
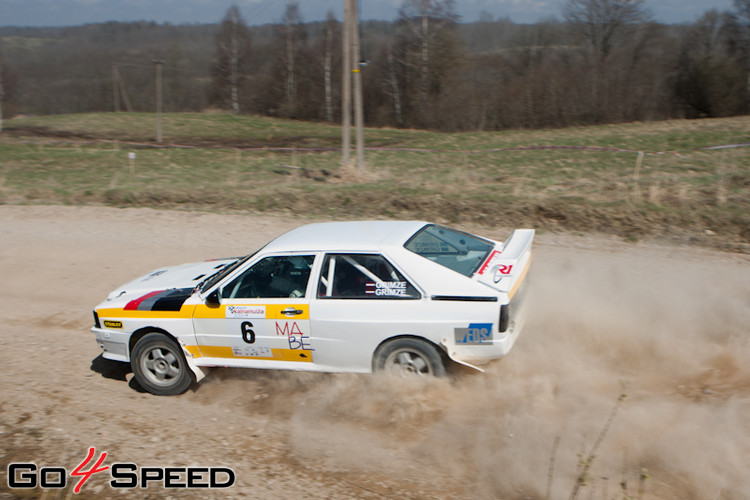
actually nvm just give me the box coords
[1,113,749,251]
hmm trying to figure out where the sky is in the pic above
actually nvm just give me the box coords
[0,0,736,28]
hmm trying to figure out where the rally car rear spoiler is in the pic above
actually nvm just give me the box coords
[475,229,535,298]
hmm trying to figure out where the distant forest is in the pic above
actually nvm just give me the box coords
[1,0,749,132]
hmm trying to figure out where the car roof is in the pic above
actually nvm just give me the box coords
[263,220,430,253]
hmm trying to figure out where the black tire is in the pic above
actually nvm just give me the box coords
[373,338,446,377]
[131,333,194,396]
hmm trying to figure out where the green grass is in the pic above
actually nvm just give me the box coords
[1,112,749,250]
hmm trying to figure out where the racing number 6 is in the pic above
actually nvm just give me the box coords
[241,322,255,344]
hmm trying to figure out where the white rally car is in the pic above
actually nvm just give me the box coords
[92,221,534,395]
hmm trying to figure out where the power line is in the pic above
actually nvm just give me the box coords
[242,0,277,22]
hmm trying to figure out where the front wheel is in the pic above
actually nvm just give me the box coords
[131,333,194,395]
[373,338,446,377]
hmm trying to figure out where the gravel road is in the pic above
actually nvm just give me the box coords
[1,205,749,499]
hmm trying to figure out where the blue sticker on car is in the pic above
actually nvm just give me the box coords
[454,323,493,345]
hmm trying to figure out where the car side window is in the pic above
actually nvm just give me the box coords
[222,255,315,299]
[317,254,420,299]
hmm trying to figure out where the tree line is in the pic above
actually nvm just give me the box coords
[1,0,748,132]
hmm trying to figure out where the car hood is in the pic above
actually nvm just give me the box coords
[103,258,238,303]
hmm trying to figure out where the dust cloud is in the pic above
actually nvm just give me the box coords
[241,239,750,499]
[5,206,748,499]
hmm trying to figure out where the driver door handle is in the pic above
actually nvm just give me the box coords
[281,307,303,316]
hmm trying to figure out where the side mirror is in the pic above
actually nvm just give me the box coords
[206,289,221,306]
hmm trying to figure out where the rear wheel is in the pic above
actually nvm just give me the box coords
[131,333,194,395]
[374,338,446,377]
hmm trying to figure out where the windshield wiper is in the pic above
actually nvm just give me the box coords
[197,255,248,292]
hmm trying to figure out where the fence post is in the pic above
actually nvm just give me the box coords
[631,151,644,202]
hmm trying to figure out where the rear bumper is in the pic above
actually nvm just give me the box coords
[444,276,530,367]
[446,314,525,367]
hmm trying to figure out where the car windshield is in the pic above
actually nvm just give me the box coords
[404,224,494,277]
[198,252,254,292]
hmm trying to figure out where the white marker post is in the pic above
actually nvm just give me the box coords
[128,152,136,175]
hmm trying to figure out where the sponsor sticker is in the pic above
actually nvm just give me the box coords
[365,281,408,297]
[409,241,455,254]
[225,305,266,319]
[102,320,123,329]
[231,346,272,358]
[141,270,167,281]
[455,323,493,345]
[493,264,514,283]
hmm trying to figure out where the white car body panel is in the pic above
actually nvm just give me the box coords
[91,221,534,384]
[105,259,237,301]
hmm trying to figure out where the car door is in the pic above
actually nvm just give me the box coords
[192,254,317,367]
[309,253,424,371]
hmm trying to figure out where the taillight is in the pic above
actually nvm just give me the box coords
[498,304,510,333]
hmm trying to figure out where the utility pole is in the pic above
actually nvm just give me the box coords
[341,0,351,167]
[112,65,120,112]
[342,0,365,172]
[154,60,164,144]
[351,0,365,172]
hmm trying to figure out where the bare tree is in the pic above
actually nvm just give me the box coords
[733,0,750,111]
[386,45,404,127]
[323,11,339,122]
[396,0,460,127]
[211,5,251,113]
[280,1,305,117]
[563,0,649,119]
[564,0,647,58]
[674,9,744,117]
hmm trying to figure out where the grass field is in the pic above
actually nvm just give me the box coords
[1,112,749,250]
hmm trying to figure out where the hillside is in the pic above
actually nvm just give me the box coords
[1,112,749,251]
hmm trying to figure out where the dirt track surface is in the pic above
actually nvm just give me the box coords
[1,205,749,499]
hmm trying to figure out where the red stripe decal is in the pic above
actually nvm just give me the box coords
[124,290,165,310]
[477,250,502,275]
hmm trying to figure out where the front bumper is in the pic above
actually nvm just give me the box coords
[92,327,130,362]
